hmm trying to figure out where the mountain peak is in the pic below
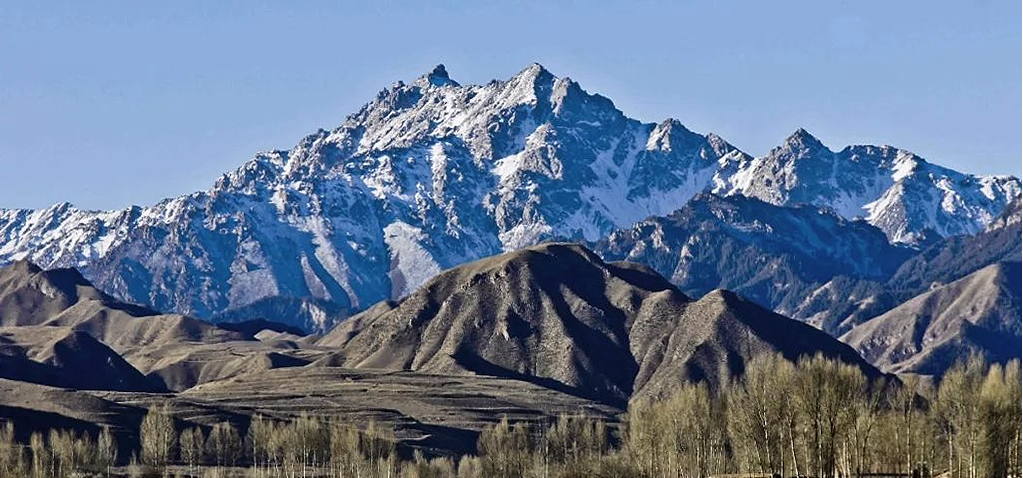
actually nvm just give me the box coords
[417,64,459,87]
[2,64,1019,332]
[769,127,829,160]
[512,62,555,85]
[646,118,698,151]
[785,128,824,148]
[520,62,550,75]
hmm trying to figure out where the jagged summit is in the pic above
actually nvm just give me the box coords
[780,127,827,154]
[721,129,1018,243]
[0,64,1017,329]
[516,62,552,80]
[647,119,692,150]
[416,64,459,88]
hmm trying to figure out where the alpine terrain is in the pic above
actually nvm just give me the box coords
[0,64,1018,333]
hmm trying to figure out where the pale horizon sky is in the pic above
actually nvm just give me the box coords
[1,1,1020,210]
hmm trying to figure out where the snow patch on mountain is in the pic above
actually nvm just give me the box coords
[383,221,442,298]
[0,64,1018,330]
[713,132,1020,243]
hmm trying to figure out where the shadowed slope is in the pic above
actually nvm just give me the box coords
[0,260,322,391]
[0,260,156,326]
[0,326,162,392]
[320,243,885,404]
[842,262,1022,375]
[319,243,668,404]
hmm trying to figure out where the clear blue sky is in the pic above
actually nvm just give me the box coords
[1,1,1019,210]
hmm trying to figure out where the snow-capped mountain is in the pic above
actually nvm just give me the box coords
[0,63,1018,330]
[719,128,1020,244]
[0,64,744,330]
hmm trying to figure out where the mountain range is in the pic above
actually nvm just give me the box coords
[0,63,1019,333]
[0,244,887,454]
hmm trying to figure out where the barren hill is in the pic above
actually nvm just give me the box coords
[0,260,322,391]
[842,262,1022,375]
[320,243,883,404]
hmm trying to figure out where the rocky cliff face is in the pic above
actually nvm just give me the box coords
[592,193,916,331]
[0,64,1017,330]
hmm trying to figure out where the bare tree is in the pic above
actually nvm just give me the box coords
[293,413,328,471]
[478,417,532,478]
[205,421,241,468]
[329,418,362,477]
[793,354,866,478]
[179,426,204,474]
[727,353,796,476]
[140,403,177,471]
[541,413,608,473]
[0,421,27,477]
[623,382,723,478]
[362,419,397,467]
[97,425,117,477]
[49,429,74,477]
[246,414,274,472]
[847,378,884,478]
[624,399,658,478]
[979,360,1021,477]
[935,355,986,478]
[29,431,47,478]
[13,354,1023,478]
[75,430,98,472]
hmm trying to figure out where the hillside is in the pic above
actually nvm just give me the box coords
[0,260,322,391]
[841,262,1022,375]
[319,243,884,405]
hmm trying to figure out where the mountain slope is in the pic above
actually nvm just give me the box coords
[593,193,914,333]
[629,289,884,402]
[0,64,746,330]
[886,199,1022,294]
[841,262,1022,375]
[789,200,1023,334]
[717,129,1019,244]
[0,260,322,391]
[0,260,240,343]
[0,326,161,392]
[318,243,664,404]
[319,243,883,404]
[0,64,1017,329]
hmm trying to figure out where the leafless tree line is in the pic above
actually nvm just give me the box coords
[0,353,1018,477]
[462,354,1020,478]
[0,420,116,477]
[620,354,1021,478]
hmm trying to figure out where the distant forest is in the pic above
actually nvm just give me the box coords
[1,354,1018,478]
